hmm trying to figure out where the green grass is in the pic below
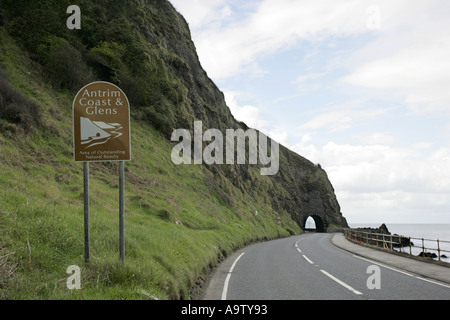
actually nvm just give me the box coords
[0,28,301,300]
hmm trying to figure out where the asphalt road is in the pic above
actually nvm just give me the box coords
[203,233,450,300]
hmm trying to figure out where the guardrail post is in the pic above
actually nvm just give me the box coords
[437,240,440,261]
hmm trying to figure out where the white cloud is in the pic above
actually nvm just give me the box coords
[342,38,450,115]
[299,110,353,132]
[341,2,450,115]
[296,139,450,193]
[292,136,450,223]
[223,90,268,130]
[339,191,450,223]
[180,0,371,79]
[170,0,231,29]
[298,102,389,132]
[224,90,290,145]
[356,133,396,145]
[171,0,444,81]
[266,127,290,146]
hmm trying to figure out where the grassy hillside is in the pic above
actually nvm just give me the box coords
[0,0,348,234]
[0,0,349,300]
[0,24,301,299]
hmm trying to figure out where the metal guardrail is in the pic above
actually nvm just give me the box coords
[344,229,450,262]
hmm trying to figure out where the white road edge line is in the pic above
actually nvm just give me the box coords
[352,254,450,289]
[221,252,245,300]
[302,254,314,264]
[320,269,363,295]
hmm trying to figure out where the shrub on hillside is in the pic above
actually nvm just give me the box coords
[38,36,94,90]
[0,70,41,133]
[2,0,71,52]
[87,41,126,82]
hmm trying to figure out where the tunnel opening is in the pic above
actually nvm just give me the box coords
[303,215,326,233]
[304,217,316,232]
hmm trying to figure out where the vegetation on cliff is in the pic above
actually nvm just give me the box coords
[0,0,346,299]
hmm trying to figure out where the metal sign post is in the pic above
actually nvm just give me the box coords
[73,81,131,263]
[83,162,90,263]
[119,161,125,262]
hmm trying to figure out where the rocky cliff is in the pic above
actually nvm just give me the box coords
[141,1,349,231]
[0,0,347,232]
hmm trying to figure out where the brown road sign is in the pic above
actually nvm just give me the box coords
[73,81,131,162]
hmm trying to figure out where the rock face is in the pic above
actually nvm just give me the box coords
[355,223,390,235]
[354,224,413,248]
[418,252,437,258]
[1,0,348,232]
[273,147,348,231]
[143,2,348,231]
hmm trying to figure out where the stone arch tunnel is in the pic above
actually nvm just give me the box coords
[292,188,348,233]
[301,214,328,233]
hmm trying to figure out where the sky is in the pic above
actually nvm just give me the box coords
[168,0,450,225]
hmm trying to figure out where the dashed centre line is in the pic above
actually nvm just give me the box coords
[320,269,364,295]
[295,239,314,264]
[302,254,314,264]
[295,237,363,297]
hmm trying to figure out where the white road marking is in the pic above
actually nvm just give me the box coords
[320,269,363,295]
[221,252,245,300]
[352,254,450,289]
[302,255,314,264]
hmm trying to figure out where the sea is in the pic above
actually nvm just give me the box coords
[348,223,450,263]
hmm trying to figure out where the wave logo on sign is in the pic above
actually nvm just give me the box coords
[73,81,131,162]
[80,117,123,149]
